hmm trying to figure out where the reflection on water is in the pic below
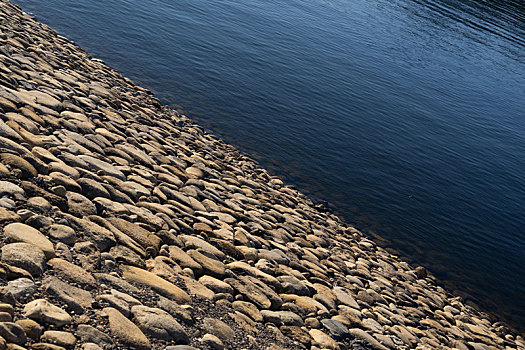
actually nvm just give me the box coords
[13,0,525,331]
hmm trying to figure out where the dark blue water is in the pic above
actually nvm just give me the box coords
[13,0,525,328]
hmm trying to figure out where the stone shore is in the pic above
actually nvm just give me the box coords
[0,1,522,349]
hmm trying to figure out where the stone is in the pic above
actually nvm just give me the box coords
[23,299,72,327]
[131,305,189,343]
[168,246,203,275]
[27,197,52,211]
[260,310,304,327]
[15,319,43,339]
[321,319,350,340]
[82,344,103,350]
[333,287,360,309]
[6,278,36,300]
[201,333,224,349]
[187,249,225,278]
[41,331,76,347]
[348,329,388,350]
[232,301,263,322]
[280,326,312,347]
[104,307,150,350]
[309,329,338,349]
[47,258,97,289]
[31,342,67,350]
[77,178,110,200]
[96,294,130,317]
[77,155,125,180]
[180,235,225,260]
[199,276,234,294]
[1,243,46,277]
[0,207,20,223]
[0,153,37,179]
[66,192,96,217]
[76,325,113,348]
[43,277,93,314]
[203,318,234,342]
[3,223,55,259]
[156,296,193,325]
[106,217,161,251]
[0,322,26,345]
[0,181,25,199]
[120,265,191,304]
[47,225,77,245]
[225,277,271,310]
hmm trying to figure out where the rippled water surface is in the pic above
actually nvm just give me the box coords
[12,0,525,328]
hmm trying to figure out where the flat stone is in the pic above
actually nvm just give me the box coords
[232,301,263,322]
[77,178,110,200]
[77,155,125,180]
[180,235,225,260]
[31,342,67,350]
[106,217,161,251]
[0,136,29,155]
[1,242,46,277]
[203,318,234,342]
[348,328,389,350]
[4,223,55,259]
[66,192,96,217]
[0,181,25,198]
[120,265,191,304]
[41,331,76,347]
[321,319,350,340]
[168,246,203,275]
[131,305,189,343]
[0,207,20,223]
[47,224,77,245]
[104,307,150,350]
[0,153,36,178]
[261,310,304,327]
[47,258,97,289]
[156,296,193,325]
[96,294,130,317]
[280,326,312,347]
[187,249,225,278]
[179,275,215,300]
[333,286,360,309]
[76,325,113,348]
[43,277,93,314]
[6,278,36,300]
[309,329,337,349]
[27,197,52,211]
[0,322,26,345]
[15,319,43,339]
[201,333,224,350]
[198,276,233,295]
[225,277,271,310]
[23,299,72,327]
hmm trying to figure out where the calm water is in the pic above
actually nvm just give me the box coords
[13,0,525,328]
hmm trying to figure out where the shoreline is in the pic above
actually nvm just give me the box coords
[0,1,523,349]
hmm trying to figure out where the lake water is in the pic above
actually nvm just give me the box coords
[12,0,525,329]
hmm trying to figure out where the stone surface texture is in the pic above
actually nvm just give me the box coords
[0,2,520,349]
